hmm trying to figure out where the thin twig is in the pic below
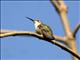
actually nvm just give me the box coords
[73,24,80,37]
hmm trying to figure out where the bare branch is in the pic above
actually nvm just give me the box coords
[0,30,80,59]
[50,0,68,14]
[73,24,80,37]
[0,30,16,34]
[0,30,43,39]
[50,0,79,60]
[50,40,80,59]
[51,0,72,36]
[0,30,66,42]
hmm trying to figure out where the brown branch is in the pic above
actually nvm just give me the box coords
[0,30,43,39]
[0,30,66,42]
[51,0,71,36]
[73,24,80,37]
[50,40,80,59]
[50,0,79,60]
[0,30,80,59]
[50,0,67,14]
[0,30,15,34]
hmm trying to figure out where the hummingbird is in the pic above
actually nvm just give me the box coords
[26,17,55,40]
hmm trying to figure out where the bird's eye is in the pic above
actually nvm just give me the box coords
[37,20,40,22]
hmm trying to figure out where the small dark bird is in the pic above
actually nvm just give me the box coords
[26,17,55,40]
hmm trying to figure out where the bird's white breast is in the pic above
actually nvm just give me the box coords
[34,21,41,29]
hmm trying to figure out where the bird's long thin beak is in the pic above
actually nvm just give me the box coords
[26,17,34,23]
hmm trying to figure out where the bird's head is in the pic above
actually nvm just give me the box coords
[26,17,42,26]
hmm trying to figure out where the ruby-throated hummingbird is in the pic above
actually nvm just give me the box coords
[26,17,55,40]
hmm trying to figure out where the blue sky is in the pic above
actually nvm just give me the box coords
[1,1,80,60]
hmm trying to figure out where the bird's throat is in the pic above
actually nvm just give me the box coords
[34,23,41,29]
